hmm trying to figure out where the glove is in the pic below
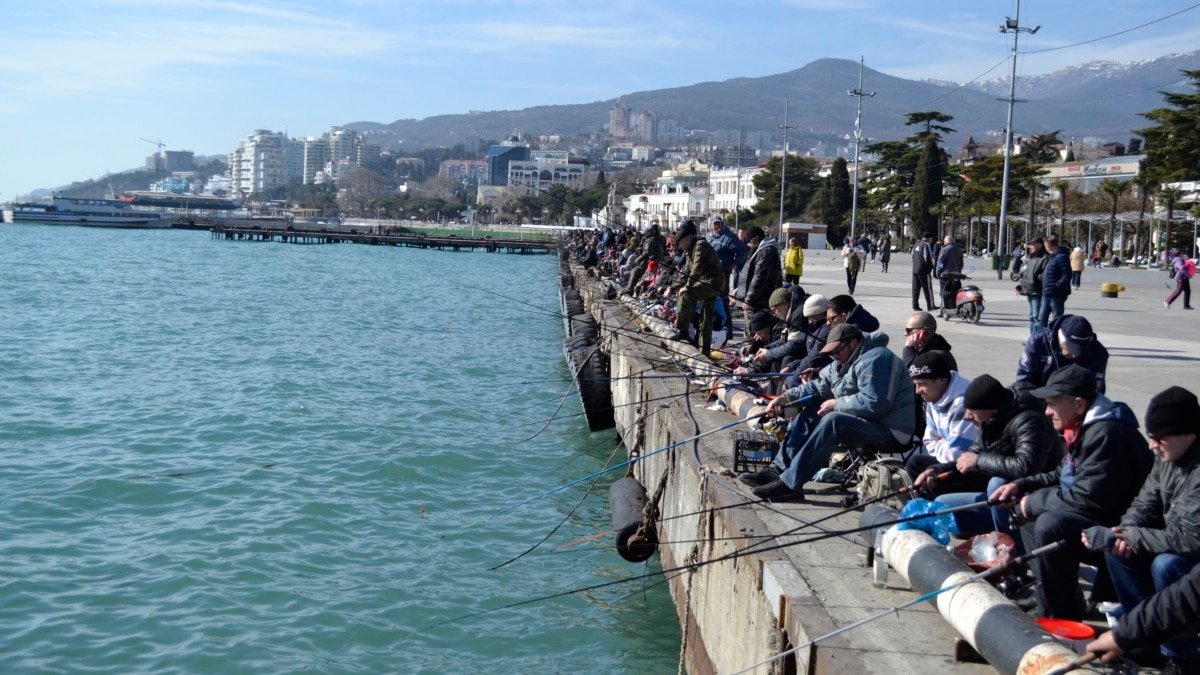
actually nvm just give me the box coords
[1084,525,1117,553]
[1114,526,1138,548]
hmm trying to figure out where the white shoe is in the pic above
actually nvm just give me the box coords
[1165,301,1171,309]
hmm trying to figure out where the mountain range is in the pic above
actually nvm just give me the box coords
[347,50,1199,154]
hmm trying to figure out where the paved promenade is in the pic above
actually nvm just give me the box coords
[794,248,1198,420]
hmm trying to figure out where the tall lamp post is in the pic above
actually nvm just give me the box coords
[778,98,795,242]
[848,56,875,242]
[995,2,1039,279]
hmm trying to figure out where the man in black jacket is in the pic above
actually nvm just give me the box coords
[1017,237,1049,334]
[1084,386,1200,673]
[915,374,1062,549]
[911,232,936,311]
[826,294,880,333]
[1038,234,1073,327]
[1088,562,1200,673]
[991,366,1153,619]
[902,311,958,372]
[1013,314,1109,407]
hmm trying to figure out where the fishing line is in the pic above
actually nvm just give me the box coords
[404,499,996,641]
[516,343,598,443]
[489,438,625,571]
[440,412,769,539]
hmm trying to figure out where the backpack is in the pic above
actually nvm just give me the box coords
[1185,259,1196,279]
[856,457,915,510]
[847,247,862,274]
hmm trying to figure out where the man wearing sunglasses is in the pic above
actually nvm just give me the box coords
[1083,386,1200,674]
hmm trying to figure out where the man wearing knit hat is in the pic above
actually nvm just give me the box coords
[914,373,1061,546]
[783,294,832,389]
[748,287,809,384]
[992,365,1153,620]
[902,351,977,489]
[1082,386,1200,673]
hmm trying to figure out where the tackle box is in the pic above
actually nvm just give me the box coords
[733,430,779,474]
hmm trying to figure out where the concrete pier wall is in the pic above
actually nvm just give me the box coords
[580,276,861,675]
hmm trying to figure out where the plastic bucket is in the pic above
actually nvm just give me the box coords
[1036,617,1095,655]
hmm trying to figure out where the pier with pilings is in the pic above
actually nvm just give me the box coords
[206,225,556,253]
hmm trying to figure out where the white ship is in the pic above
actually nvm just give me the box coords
[4,194,169,228]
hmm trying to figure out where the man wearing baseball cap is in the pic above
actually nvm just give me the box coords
[1017,236,1049,334]
[992,365,1152,620]
[742,323,915,501]
[1084,386,1200,673]
[1013,313,1109,407]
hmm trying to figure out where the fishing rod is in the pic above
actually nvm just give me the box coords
[587,472,960,550]
[441,410,774,539]
[408,498,997,640]
[729,539,1068,674]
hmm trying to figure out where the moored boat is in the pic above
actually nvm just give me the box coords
[4,194,169,228]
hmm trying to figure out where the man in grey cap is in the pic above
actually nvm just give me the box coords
[707,215,748,333]
[992,365,1153,620]
[740,323,916,501]
[1084,386,1200,673]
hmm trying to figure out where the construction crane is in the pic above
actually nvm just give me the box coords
[140,138,165,184]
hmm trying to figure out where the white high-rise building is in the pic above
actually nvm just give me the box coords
[229,129,292,194]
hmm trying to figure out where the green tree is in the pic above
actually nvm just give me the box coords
[1024,131,1064,164]
[749,154,820,230]
[1133,166,1158,256]
[1160,185,1185,252]
[910,135,945,235]
[1137,70,1200,182]
[1051,179,1070,239]
[905,111,956,142]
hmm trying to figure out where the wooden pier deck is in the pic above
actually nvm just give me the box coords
[206,225,556,253]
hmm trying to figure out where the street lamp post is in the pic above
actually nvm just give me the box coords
[778,98,796,242]
[995,2,1039,279]
[848,56,875,242]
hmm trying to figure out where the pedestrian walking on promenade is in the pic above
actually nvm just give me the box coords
[911,232,936,311]
[1166,250,1195,310]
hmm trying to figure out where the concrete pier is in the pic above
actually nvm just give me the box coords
[570,247,1192,673]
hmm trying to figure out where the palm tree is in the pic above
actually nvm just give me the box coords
[1052,179,1070,240]
[1133,171,1158,258]
[1099,178,1131,254]
[1160,185,1185,254]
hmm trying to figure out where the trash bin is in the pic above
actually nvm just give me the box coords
[991,254,1001,271]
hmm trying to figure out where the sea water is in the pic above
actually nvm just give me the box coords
[0,225,680,673]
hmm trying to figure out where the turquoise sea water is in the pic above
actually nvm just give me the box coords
[0,225,679,673]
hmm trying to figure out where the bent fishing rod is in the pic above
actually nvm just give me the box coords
[730,539,1069,675]
[408,497,999,640]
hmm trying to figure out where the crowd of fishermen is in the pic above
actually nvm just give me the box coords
[567,216,1200,674]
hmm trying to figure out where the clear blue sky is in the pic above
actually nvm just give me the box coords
[3,0,1198,199]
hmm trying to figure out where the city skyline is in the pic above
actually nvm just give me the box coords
[3,0,1199,199]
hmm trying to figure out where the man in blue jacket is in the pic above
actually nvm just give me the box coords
[1038,235,1073,327]
[740,323,916,501]
[707,216,748,333]
[1013,314,1108,406]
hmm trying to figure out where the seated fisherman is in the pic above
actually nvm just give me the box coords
[733,310,778,378]
[746,287,810,389]
[991,366,1153,620]
[1087,562,1200,674]
[783,294,831,389]
[902,351,978,491]
[739,323,915,502]
[1084,386,1200,674]
[825,294,880,333]
[901,311,958,372]
[1013,314,1109,405]
[914,374,1062,545]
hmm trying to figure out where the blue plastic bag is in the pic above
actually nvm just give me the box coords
[896,498,959,545]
